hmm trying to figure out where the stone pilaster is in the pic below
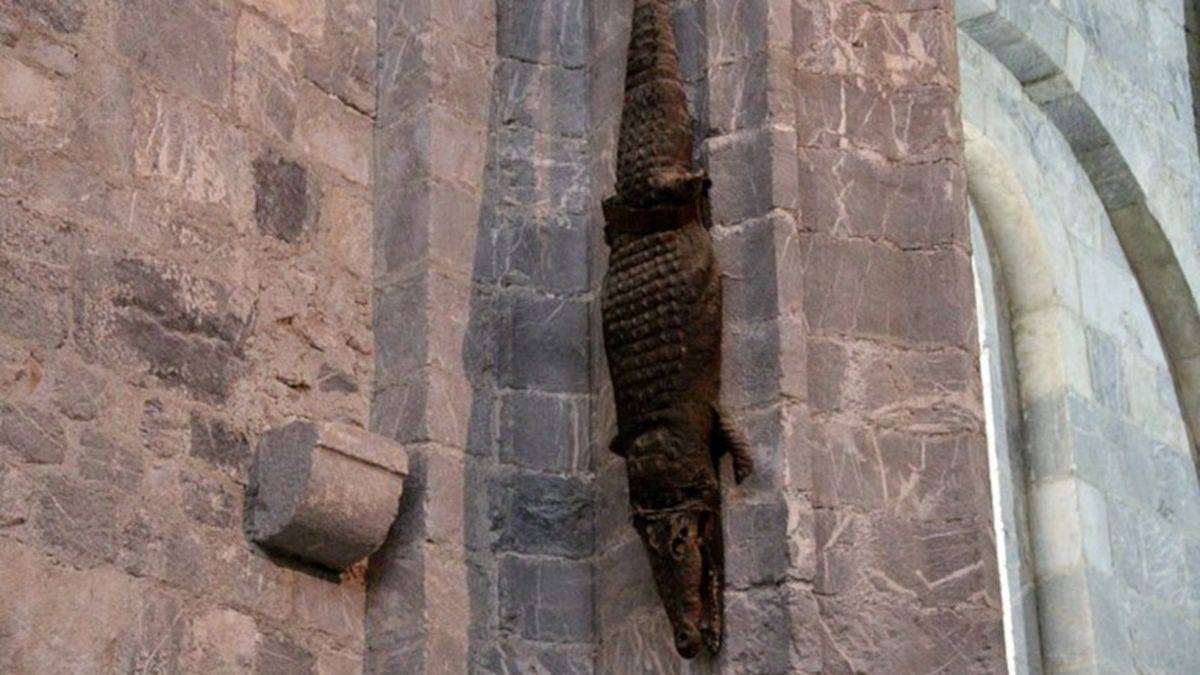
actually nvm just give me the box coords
[796,2,1006,671]
[368,1,495,673]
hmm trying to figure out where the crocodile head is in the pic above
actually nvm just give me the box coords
[634,509,721,659]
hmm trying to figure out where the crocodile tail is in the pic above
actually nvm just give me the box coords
[614,0,699,208]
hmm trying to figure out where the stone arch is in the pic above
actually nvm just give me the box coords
[964,126,1063,675]
[959,3,1200,476]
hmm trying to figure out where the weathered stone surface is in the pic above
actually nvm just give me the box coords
[78,429,144,491]
[0,0,376,666]
[0,402,66,464]
[317,363,359,393]
[490,471,592,558]
[183,608,260,673]
[499,555,593,643]
[254,154,317,242]
[303,0,375,116]
[132,87,250,208]
[11,0,85,33]
[0,52,62,125]
[74,255,251,401]
[247,421,408,570]
[296,83,371,185]
[189,412,251,473]
[117,0,234,109]
[242,0,327,40]
[51,360,107,421]
[235,12,298,141]
[33,475,118,568]
[256,632,317,675]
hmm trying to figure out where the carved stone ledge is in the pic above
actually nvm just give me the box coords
[246,421,408,571]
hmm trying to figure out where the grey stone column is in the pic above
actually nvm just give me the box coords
[463,0,597,671]
[368,1,496,673]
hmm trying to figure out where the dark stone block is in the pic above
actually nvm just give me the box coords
[111,258,246,343]
[491,471,592,558]
[13,0,85,33]
[503,293,589,393]
[725,499,791,590]
[497,0,587,68]
[254,155,316,243]
[78,429,144,491]
[189,412,249,473]
[34,475,118,567]
[498,555,593,643]
[500,392,587,473]
[118,313,238,401]
[0,402,66,465]
[490,212,591,294]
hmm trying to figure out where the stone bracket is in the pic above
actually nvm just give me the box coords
[246,421,408,571]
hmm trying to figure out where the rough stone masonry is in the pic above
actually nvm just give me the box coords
[0,1,1008,674]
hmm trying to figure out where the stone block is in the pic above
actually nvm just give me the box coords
[707,128,775,224]
[51,359,107,421]
[707,52,769,133]
[235,11,298,141]
[254,153,319,242]
[303,0,375,116]
[497,0,587,68]
[494,59,588,138]
[498,555,593,643]
[181,471,238,529]
[117,0,234,109]
[798,148,967,249]
[502,293,589,393]
[1085,326,1129,415]
[183,608,260,673]
[487,211,591,294]
[491,470,592,558]
[255,632,316,675]
[247,421,408,570]
[500,391,588,473]
[132,87,251,210]
[78,429,144,492]
[242,0,327,40]
[296,82,371,185]
[74,255,251,402]
[724,499,790,590]
[802,232,976,348]
[11,0,86,33]
[190,412,251,473]
[0,402,66,464]
[33,474,118,568]
[0,52,62,125]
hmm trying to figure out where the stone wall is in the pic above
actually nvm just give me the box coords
[959,0,1200,672]
[591,1,1006,673]
[0,1,375,672]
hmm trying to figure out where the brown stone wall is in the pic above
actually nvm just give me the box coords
[0,1,375,672]
[796,1,1006,671]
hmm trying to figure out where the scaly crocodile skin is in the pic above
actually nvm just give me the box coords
[601,0,753,660]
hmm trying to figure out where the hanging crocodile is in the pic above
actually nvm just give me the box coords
[601,0,754,660]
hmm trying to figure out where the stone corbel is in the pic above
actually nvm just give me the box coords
[246,421,408,571]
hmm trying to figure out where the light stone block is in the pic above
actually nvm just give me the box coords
[247,421,408,571]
